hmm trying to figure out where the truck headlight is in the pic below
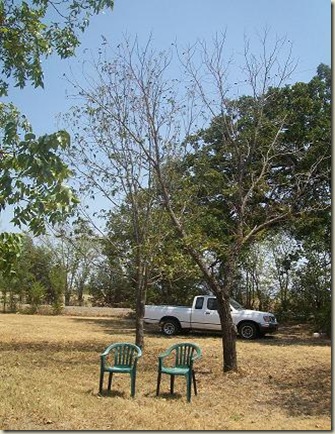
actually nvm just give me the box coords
[263,315,271,322]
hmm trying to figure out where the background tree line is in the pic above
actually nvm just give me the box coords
[0,222,330,337]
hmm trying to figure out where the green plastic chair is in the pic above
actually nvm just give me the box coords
[99,343,142,397]
[156,342,202,402]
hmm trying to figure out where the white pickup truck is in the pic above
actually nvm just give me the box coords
[144,295,278,339]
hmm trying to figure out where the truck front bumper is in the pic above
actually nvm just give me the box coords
[259,323,278,334]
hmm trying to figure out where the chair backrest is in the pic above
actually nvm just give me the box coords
[170,343,202,368]
[101,343,142,369]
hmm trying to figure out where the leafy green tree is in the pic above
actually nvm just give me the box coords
[292,240,331,335]
[49,264,66,313]
[285,64,331,251]
[0,234,54,311]
[42,221,100,305]
[100,203,203,308]
[0,0,114,273]
[0,105,76,235]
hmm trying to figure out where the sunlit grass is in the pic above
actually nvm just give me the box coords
[0,313,331,430]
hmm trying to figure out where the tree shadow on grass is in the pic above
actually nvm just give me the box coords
[68,316,136,336]
[0,341,111,356]
[171,325,331,348]
[266,363,331,417]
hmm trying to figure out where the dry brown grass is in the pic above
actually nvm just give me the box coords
[0,311,331,431]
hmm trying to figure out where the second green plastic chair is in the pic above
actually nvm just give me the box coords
[156,342,202,402]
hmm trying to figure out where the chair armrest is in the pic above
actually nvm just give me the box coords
[100,343,116,357]
[192,353,201,362]
[134,348,143,358]
[158,353,168,361]
[158,347,174,360]
[158,349,173,369]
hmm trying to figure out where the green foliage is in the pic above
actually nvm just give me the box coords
[0,235,60,311]
[0,0,113,274]
[0,103,78,236]
[291,240,331,331]
[88,259,134,307]
[49,265,65,313]
[0,232,22,275]
[27,281,46,313]
[183,64,330,263]
[314,302,331,337]
[0,0,114,95]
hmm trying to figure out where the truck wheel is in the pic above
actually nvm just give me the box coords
[238,322,258,340]
[161,319,180,336]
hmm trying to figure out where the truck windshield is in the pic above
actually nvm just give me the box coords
[229,298,244,310]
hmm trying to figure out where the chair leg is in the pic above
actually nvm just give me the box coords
[99,371,104,394]
[170,375,175,394]
[130,372,136,398]
[186,372,192,402]
[108,372,113,391]
[156,371,161,396]
[192,370,197,395]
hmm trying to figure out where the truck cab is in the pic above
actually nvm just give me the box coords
[191,295,278,339]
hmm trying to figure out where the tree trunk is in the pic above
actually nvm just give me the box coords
[216,291,238,371]
[77,280,84,306]
[186,245,238,372]
[64,289,71,306]
[135,262,148,349]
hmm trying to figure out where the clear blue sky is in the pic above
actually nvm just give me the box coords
[7,0,331,136]
[1,0,331,231]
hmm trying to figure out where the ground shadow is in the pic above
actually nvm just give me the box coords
[155,392,184,401]
[69,316,136,336]
[98,390,126,398]
[0,339,106,366]
[143,327,331,348]
[266,363,331,417]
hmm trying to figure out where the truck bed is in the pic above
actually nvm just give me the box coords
[144,304,192,327]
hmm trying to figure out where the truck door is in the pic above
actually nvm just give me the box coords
[191,297,221,330]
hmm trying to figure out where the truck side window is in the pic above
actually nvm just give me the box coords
[194,297,204,309]
[207,298,218,310]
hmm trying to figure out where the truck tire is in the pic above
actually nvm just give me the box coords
[161,319,180,336]
[238,321,258,340]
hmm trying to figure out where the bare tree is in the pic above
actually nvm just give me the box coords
[64,39,171,347]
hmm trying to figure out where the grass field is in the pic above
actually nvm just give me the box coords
[0,310,331,431]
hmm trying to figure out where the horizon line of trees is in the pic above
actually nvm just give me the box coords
[0,217,330,335]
